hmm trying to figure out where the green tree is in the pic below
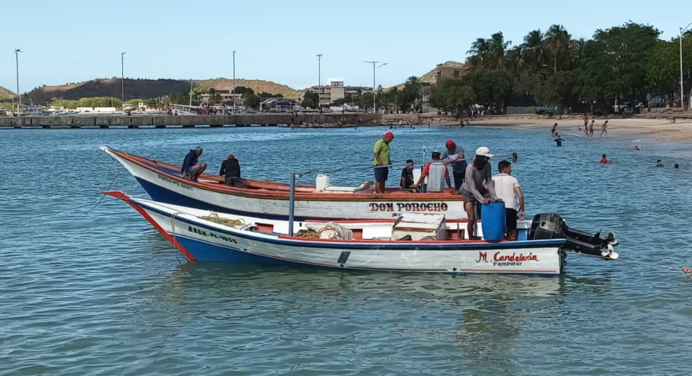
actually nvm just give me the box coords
[463,69,513,113]
[400,76,422,111]
[429,79,476,116]
[301,91,319,109]
[581,22,660,110]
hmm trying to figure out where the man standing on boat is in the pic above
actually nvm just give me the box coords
[440,139,467,192]
[492,160,525,241]
[219,154,245,188]
[181,146,207,181]
[461,147,498,239]
[373,132,394,194]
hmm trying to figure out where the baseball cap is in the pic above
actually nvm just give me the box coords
[446,140,456,148]
[475,146,494,158]
[383,131,394,139]
[406,159,414,165]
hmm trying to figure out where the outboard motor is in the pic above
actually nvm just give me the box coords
[529,214,619,260]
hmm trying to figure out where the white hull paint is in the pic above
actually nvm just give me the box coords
[102,146,469,221]
[117,194,564,276]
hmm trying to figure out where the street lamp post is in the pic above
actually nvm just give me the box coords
[14,49,21,113]
[121,52,126,108]
[680,23,692,111]
[364,61,387,112]
[316,53,322,109]
[232,50,236,114]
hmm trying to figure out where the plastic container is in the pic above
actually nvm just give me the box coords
[481,202,506,242]
[315,174,330,192]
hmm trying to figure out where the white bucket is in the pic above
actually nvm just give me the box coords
[315,174,330,192]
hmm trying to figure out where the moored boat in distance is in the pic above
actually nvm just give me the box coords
[106,191,620,276]
[100,146,468,221]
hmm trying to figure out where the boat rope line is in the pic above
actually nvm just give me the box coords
[0,174,121,227]
[170,211,186,264]
[84,174,122,214]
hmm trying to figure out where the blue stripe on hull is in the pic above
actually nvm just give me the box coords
[135,177,311,221]
[174,236,292,265]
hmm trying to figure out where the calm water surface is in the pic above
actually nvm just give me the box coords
[1,125,692,375]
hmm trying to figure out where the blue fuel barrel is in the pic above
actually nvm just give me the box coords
[481,202,506,242]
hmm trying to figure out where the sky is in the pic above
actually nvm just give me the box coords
[1,0,690,95]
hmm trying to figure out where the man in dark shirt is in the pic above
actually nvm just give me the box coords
[181,146,207,181]
[219,154,245,187]
[400,159,415,189]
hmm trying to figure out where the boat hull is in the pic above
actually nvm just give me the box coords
[102,147,468,221]
[115,193,564,276]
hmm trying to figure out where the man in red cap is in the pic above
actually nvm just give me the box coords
[373,132,394,193]
[219,154,245,188]
[441,139,467,191]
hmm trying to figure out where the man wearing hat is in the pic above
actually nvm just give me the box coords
[461,146,498,238]
[441,139,467,191]
[219,154,245,188]
[373,132,394,193]
[400,159,416,190]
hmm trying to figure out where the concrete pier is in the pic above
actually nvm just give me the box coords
[0,113,382,129]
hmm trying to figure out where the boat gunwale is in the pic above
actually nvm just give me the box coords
[105,147,466,202]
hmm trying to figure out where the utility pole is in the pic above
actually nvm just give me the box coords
[364,61,386,112]
[232,50,236,113]
[121,52,126,109]
[317,53,322,109]
[14,49,21,113]
[681,23,692,111]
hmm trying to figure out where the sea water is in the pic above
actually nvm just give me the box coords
[1,125,692,375]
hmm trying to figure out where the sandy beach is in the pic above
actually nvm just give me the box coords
[381,112,692,143]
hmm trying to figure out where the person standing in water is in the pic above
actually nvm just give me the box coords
[551,123,558,136]
[600,120,609,137]
[589,120,595,137]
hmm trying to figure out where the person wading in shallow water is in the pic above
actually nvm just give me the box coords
[461,147,498,239]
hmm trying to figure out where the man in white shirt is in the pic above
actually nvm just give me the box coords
[492,160,525,241]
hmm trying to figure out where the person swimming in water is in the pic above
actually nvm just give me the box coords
[600,154,611,163]
[656,159,664,167]
[554,133,563,146]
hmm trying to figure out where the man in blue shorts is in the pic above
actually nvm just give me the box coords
[373,132,394,193]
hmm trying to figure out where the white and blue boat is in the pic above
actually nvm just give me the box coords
[106,191,619,276]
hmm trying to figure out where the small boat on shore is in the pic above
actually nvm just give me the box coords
[101,146,467,221]
[106,191,619,276]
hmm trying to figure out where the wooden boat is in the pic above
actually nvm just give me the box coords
[106,191,618,276]
[101,146,467,221]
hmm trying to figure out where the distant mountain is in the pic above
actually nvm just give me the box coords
[393,60,466,89]
[26,78,300,104]
[0,85,15,101]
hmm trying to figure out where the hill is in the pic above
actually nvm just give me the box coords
[26,78,300,104]
[393,60,466,89]
[0,85,15,101]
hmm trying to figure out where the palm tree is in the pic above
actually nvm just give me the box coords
[488,32,511,69]
[521,29,545,72]
[504,47,523,74]
[544,24,572,72]
[467,38,491,68]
